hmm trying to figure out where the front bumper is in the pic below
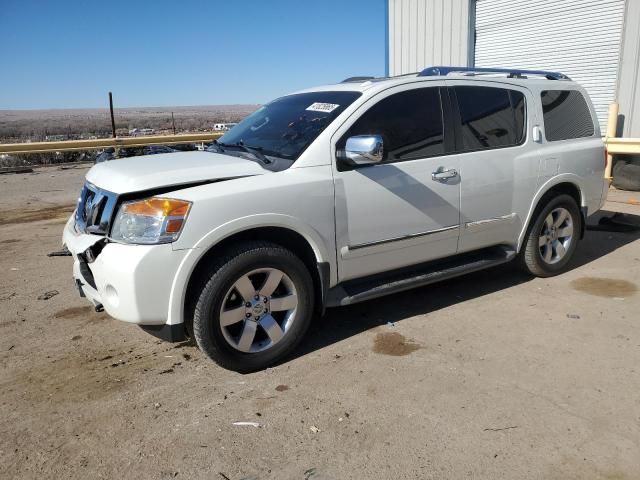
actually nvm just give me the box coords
[62,215,189,327]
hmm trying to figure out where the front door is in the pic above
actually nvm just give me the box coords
[332,85,461,281]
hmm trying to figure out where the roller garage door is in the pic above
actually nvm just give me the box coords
[474,0,625,129]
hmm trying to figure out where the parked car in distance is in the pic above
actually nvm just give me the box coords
[63,66,608,372]
[94,145,179,164]
[142,145,178,156]
[94,149,115,164]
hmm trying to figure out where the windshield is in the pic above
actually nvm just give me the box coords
[218,91,362,161]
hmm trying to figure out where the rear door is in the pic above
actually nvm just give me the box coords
[332,84,462,282]
[445,80,540,253]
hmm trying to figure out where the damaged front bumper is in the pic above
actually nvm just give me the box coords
[62,214,188,340]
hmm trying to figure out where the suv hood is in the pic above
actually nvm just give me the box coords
[86,151,269,194]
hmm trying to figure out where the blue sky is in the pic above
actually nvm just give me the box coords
[0,0,385,109]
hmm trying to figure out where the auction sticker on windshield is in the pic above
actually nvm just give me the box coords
[306,102,340,113]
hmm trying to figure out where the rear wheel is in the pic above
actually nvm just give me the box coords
[519,194,581,277]
[192,242,314,372]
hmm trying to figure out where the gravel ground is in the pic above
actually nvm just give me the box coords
[1,166,639,480]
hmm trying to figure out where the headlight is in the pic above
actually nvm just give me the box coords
[110,197,192,244]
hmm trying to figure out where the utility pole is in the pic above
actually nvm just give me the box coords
[171,112,176,135]
[109,92,120,158]
[108,92,116,138]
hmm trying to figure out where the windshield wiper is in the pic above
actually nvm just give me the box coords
[218,141,272,164]
[206,139,225,153]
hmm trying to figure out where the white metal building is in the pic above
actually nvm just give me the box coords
[386,0,640,137]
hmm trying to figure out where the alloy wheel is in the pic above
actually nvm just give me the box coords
[218,268,298,353]
[538,207,574,265]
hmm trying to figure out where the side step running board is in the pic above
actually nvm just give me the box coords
[326,246,516,307]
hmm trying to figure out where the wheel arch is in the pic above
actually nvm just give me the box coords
[167,218,334,331]
[517,177,585,252]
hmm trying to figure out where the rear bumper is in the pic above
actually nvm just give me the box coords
[600,177,610,210]
[62,214,189,326]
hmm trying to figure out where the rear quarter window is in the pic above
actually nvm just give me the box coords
[541,90,594,141]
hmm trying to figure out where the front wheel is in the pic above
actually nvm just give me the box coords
[519,194,582,277]
[192,242,314,372]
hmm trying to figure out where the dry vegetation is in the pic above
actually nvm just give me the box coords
[0,104,258,141]
[0,104,258,167]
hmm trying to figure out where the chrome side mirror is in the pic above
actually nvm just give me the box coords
[343,135,384,165]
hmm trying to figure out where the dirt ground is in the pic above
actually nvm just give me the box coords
[1,166,639,480]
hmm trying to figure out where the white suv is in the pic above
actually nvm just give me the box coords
[63,66,608,371]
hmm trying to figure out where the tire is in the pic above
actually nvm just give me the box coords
[612,157,640,191]
[519,194,582,277]
[192,241,314,372]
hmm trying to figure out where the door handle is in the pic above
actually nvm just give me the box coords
[432,167,458,182]
[533,125,543,143]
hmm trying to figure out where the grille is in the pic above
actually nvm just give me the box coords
[75,183,118,235]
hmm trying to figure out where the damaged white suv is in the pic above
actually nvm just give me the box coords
[63,66,608,371]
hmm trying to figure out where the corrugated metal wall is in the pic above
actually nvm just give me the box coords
[616,0,640,137]
[388,0,472,76]
[387,0,638,137]
[474,0,625,130]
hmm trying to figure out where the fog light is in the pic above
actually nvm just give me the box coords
[104,284,119,308]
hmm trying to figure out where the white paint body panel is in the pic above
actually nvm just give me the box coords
[63,215,188,324]
[65,75,605,328]
[330,81,461,280]
[87,151,268,194]
[443,79,540,253]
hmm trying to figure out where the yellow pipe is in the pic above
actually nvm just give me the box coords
[604,102,619,180]
[604,137,640,155]
[0,133,223,155]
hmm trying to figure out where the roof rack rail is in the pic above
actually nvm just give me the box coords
[418,66,570,81]
[341,76,375,83]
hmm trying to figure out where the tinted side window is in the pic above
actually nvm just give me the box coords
[342,88,444,162]
[454,86,526,151]
[541,90,594,141]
